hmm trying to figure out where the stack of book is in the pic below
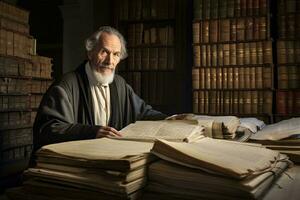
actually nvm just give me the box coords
[144,138,291,199]
[6,138,155,200]
[250,117,300,163]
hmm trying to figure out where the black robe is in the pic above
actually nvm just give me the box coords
[33,61,167,151]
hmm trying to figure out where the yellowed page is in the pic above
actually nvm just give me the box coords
[119,120,204,142]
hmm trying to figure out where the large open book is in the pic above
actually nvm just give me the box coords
[118,120,205,142]
[151,138,286,179]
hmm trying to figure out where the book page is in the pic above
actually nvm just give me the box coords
[37,138,153,160]
[119,120,204,142]
[250,118,300,141]
[151,138,284,179]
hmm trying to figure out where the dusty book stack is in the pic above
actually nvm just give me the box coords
[192,0,274,123]
[275,0,300,122]
[0,1,53,189]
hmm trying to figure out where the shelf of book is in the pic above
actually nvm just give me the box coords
[192,0,275,121]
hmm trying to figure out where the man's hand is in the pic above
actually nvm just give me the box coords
[96,126,122,138]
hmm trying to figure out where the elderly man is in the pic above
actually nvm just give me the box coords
[33,26,167,151]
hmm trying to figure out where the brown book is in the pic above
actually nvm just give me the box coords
[209,91,217,114]
[200,68,205,89]
[276,91,287,114]
[244,43,250,65]
[206,45,211,67]
[250,42,257,65]
[192,68,200,89]
[168,0,175,18]
[253,0,259,15]
[244,91,252,114]
[6,31,13,56]
[263,41,273,64]
[259,17,267,40]
[237,43,244,65]
[253,17,260,40]
[233,67,239,89]
[158,26,168,45]
[199,91,205,113]
[286,41,295,63]
[143,28,150,44]
[158,48,167,70]
[150,27,157,44]
[233,91,239,113]
[223,44,230,66]
[252,91,258,114]
[167,26,174,45]
[240,0,247,17]
[237,18,245,41]
[227,0,235,17]
[193,46,201,67]
[287,91,294,114]
[219,0,227,18]
[238,67,245,89]
[286,14,295,39]
[250,67,256,89]
[296,41,300,63]
[244,67,250,89]
[193,23,200,44]
[227,67,233,89]
[257,42,263,64]
[205,68,211,89]
[141,48,149,70]
[230,18,237,41]
[278,66,289,89]
[237,91,243,114]
[222,67,228,89]
[135,0,142,19]
[134,48,141,70]
[193,91,199,114]
[211,68,217,89]
[256,67,263,88]
[259,0,267,15]
[201,45,207,66]
[288,65,299,89]
[257,91,263,114]
[230,43,236,65]
[234,0,241,17]
[245,18,253,41]
[202,21,209,43]
[224,91,230,114]
[217,44,224,66]
[219,19,230,42]
[210,20,218,43]
[263,91,273,114]
[193,0,202,20]
[216,90,220,113]
[204,91,209,113]
[216,68,223,89]
[263,66,272,89]
[211,44,217,66]
[0,29,6,55]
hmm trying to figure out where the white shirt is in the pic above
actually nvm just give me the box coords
[85,62,111,126]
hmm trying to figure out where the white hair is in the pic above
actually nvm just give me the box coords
[85,26,128,60]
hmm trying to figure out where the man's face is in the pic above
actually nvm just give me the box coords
[88,32,122,76]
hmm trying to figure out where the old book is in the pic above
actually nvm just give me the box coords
[276,91,287,114]
[199,91,205,113]
[192,68,199,89]
[277,41,286,64]
[206,44,211,67]
[36,138,154,172]
[158,48,167,70]
[256,67,263,88]
[167,47,174,70]
[193,0,202,20]
[223,44,230,66]
[151,138,284,179]
[263,91,273,114]
[193,91,199,114]
[135,23,143,45]
[210,20,218,43]
[233,67,239,89]
[227,67,233,89]
[245,18,253,41]
[230,18,237,41]
[237,18,245,41]
[193,46,200,66]
[119,120,205,143]
[203,0,210,19]
[244,42,250,65]
[250,42,257,64]
[236,43,244,65]
[251,118,300,141]
[210,0,218,19]
[289,65,299,88]
[202,21,209,43]
[216,68,222,89]
[211,44,217,66]
[205,68,211,89]
[278,66,288,89]
[244,67,250,89]
[219,0,227,18]
[230,43,236,65]
[200,68,205,89]
[134,48,141,70]
[192,22,200,43]
[217,44,224,66]
[211,68,217,89]
[227,0,235,17]
[263,41,273,64]
[250,67,256,88]
[223,67,228,89]
[149,48,158,70]
[219,19,230,42]
[244,91,252,114]
[141,48,149,70]
[127,49,134,70]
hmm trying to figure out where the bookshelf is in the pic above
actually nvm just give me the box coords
[275,0,300,122]
[0,1,53,188]
[113,0,189,115]
[192,0,274,123]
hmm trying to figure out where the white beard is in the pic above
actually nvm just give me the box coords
[92,68,115,85]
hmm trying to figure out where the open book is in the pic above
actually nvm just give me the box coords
[151,138,286,179]
[118,120,205,143]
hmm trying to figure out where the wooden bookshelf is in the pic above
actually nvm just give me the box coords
[113,0,189,115]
